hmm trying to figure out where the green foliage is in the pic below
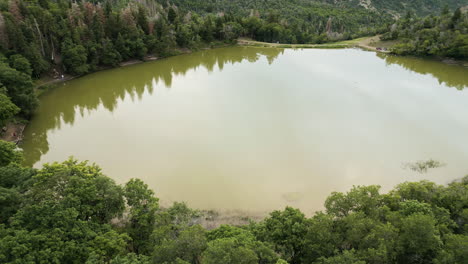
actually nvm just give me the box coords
[207,225,278,264]
[124,178,159,255]
[153,225,207,264]
[434,234,468,264]
[314,250,365,264]
[397,213,441,263]
[109,253,150,264]
[8,54,32,76]
[0,93,19,126]
[321,0,465,16]
[0,156,466,263]
[0,62,37,117]
[14,159,125,230]
[0,140,22,166]
[0,163,34,224]
[0,159,127,263]
[62,41,89,75]
[260,207,309,263]
[202,238,259,264]
[385,10,468,59]
[325,185,382,217]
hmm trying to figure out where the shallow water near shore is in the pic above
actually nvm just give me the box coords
[21,47,468,214]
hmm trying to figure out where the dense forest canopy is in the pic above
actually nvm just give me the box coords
[0,144,467,263]
[382,7,468,58]
[320,0,467,16]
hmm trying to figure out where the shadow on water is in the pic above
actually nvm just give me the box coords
[21,47,284,166]
[376,53,468,90]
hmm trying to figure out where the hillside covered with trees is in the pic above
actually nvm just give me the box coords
[0,141,467,263]
[383,7,468,58]
[320,0,466,16]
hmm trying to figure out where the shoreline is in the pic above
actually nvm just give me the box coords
[33,44,227,92]
[3,37,466,144]
[0,121,26,144]
[31,36,387,93]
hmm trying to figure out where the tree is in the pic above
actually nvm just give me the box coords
[131,37,147,60]
[153,225,207,264]
[434,234,468,264]
[325,185,382,218]
[109,253,150,264]
[23,44,49,77]
[168,7,177,24]
[62,41,89,75]
[0,163,34,224]
[207,225,278,264]
[14,158,125,230]
[8,54,32,76]
[202,238,259,264]
[0,159,127,263]
[441,5,450,16]
[396,213,441,263]
[0,140,22,166]
[0,62,37,117]
[0,186,21,224]
[451,8,462,25]
[0,92,19,126]
[391,181,442,204]
[0,162,34,189]
[314,250,365,264]
[302,213,339,262]
[261,207,309,264]
[124,178,159,255]
[101,38,122,66]
[88,230,130,262]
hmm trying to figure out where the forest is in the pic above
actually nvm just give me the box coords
[382,7,468,58]
[319,0,466,16]
[0,140,467,263]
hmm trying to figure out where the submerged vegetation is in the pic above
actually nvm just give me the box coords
[0,145,467,263]
[403,159,447,174]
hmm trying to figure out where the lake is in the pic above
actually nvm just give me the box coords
[21,47,468,214]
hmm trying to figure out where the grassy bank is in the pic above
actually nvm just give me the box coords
[238,36,394,53]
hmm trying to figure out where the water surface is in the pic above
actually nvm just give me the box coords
[22,47,468,214]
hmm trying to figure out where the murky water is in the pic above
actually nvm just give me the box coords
[22,47,468,214]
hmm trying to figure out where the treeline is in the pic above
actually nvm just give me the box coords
[383,8,468,58]
[0,140,467,263]
[320,0,467,16]
[154,0,390,40]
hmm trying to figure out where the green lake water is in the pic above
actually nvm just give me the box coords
[21,47,468,214]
